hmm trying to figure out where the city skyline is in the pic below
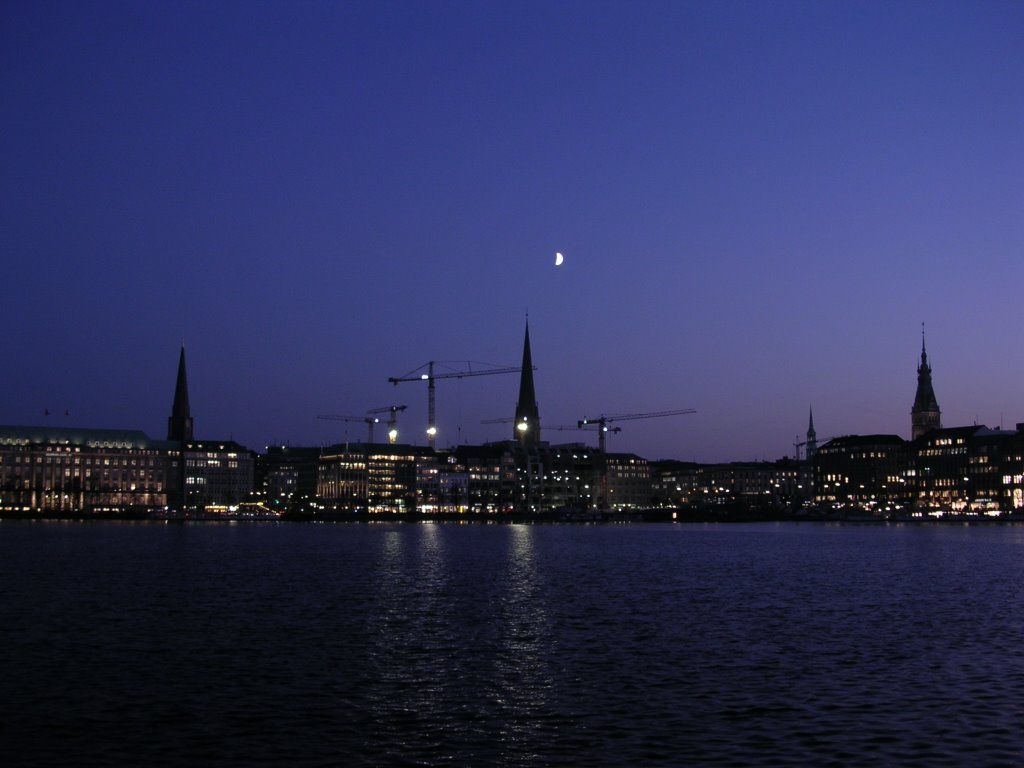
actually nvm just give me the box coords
[2,1,1022,462]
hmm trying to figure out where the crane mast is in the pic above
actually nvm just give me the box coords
[368,404,408,444]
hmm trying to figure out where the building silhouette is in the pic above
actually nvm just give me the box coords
[5,322,1023,520]
[911,425,1024,514]
[167,344,194,442]
[0,426,169,514]
[513,321,540,445]
[814,434,909,511]
[806,407,817,460]
[809,327,1024,517]
[911,329,941,440]
[162,344,254,513]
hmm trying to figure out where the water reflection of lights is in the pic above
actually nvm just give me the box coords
[365,524,454,746]
[494,524,553,755]
[417,521,446,599]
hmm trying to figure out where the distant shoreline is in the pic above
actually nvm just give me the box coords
[3,509,1023,526]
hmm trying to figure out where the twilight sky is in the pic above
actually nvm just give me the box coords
[2,0,1022,462]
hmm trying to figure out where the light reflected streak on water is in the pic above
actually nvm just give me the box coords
[492,524,555,763]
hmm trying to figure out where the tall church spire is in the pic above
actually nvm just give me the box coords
[168,344,194,442]
[513,320,540,445]
[911,325,941,440]
[806,406,817,460]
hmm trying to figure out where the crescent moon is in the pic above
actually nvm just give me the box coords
[555,252,564,266]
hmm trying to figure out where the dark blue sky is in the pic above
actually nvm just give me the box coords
[2,0,1022,461]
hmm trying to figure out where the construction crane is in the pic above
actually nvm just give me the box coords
[578,408,696,511]
[793,435,831,461]
[317,414,379,443]
[578,409,697,453]
[389,361,528,449]
[368,405,407,444]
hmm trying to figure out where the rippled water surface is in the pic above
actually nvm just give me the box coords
[3,521,1024,766]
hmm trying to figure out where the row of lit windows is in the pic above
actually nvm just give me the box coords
[919,447,968,457]
[4,455,160,467]
[321,460,367,470]
[1,467,161,480]
[3,479,165,491]
[4,442,149,451]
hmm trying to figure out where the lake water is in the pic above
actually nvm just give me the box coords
[2,521,1024,766]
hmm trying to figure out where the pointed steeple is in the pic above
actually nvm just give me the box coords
[806,406,817,460]
[513,320,540,445]
[911,325,941,440]
[167,344,194,442]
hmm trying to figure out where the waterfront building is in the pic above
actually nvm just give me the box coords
[166,345,191,510]
[911,330,942,440]
[163,346,255,513]
[174,440,255,512]
[317,445,368,512]
[604,452,652,509]
[0,425,170,515]
[0,346,256,517]
[813,435,909,513]
[690,459,809,511]
[511,442,545,513]
[910,425,978,512]
[367,444,423,513]
[967,425,1024,513]
[255,445,322,512]
[452,443,518,513]
[649,460,702,507]
[498,440,602,514]
[543,443,600,512]
[417,451,469,514]
[911,424,1024,514]
[438,441,603,515]
[455,441,583,515]
[809,425,1023,517]
[317,443,429,514]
